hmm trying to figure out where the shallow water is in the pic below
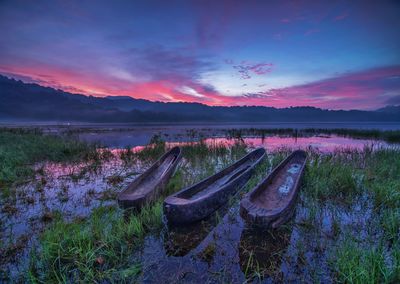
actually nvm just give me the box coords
[0,157,141,278]
[139,193,376,283]
[0,131,396,281]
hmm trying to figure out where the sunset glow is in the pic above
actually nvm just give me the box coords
[0,0,399,110]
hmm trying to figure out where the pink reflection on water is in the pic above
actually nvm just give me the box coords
[207,135,389,152]
[127,135,391,153]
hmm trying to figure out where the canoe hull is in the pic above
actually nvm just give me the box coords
[118,147,182,210]
[164,148,266,224]
[240,150,307,229]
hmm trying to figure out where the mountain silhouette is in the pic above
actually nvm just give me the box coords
[0,75,399,123]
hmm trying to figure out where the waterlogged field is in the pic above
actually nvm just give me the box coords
[0,127,399,283]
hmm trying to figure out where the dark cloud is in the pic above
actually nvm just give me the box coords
[233,62,274,79]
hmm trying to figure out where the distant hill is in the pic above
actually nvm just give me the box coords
[376,105,400,114]
[0,75,399,123]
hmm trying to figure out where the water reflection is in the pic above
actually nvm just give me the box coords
[203,136,390,152]
[164,220,216,256]
[163,205,231,256]
[239,226,292,279]
[126,135,393,154]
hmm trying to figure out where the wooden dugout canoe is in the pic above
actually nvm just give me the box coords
[240,150,307,228]
[118,146,182,209]
[163,148,266,225]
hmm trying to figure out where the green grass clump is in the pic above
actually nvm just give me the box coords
[182,140,227,160]
[334,240,396,283]
[0,128,98,188]
[364,149,400,209]
[29,204,162,282]
[165,169,185,195]
[381,209,400,243]
[371,181,400,209]
[304,155,359,204]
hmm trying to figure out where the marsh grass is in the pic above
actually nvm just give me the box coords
[304,155,359,204]
[333,240,395,283]
[381,209,400,243]
[0,128,99,188]
[299,147,400,283]
[364,149,400,210]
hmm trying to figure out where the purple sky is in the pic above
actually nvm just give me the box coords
[0,0,399,109]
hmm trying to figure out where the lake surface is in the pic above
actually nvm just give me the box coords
[2,122,400,130]
[65,123,399,149]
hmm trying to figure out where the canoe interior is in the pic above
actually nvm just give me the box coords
[176,148,264,201]
[250,151,306,211]
[120,147,180,198]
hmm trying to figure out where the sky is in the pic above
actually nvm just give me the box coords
[0,0,399,110]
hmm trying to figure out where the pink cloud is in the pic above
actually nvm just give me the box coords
[334,11,349,21]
